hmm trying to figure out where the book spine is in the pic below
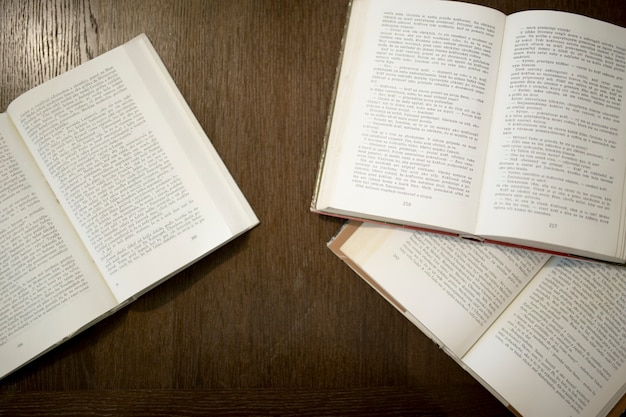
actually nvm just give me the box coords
[310,0,354,210]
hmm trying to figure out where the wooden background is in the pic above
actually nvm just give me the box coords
[1,1,624,416]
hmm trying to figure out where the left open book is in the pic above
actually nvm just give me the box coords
[0,34,259,379]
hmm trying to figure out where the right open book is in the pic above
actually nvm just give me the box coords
[312,0,626,263]
[330,221,626,417]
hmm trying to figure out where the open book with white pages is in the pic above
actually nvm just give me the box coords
[313,0,626,264]
[0,34,259,379]
[329,221,626,417]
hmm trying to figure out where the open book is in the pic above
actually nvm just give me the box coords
[0,34,259,379]
[330,221,626,417]
[312,0,626,263]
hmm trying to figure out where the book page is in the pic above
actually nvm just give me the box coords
[315,0,505,233]
[464,257,626,417]
[7,35,253,302]
[477,11,626,261]
[337,222,550,356]
[0,114,116,379]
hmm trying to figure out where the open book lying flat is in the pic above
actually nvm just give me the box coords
[329,221,626,417]
[0,34,259,379]
[312,0,626,263]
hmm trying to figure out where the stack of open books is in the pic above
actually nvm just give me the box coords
[312,1,626,416]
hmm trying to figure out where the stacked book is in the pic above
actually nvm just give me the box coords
[312,1,626,416]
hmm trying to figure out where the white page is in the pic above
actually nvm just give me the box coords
[315,0,505,233]
[464,257,626,417]
[0,114,116,379]
[124,36,259,232]
[339,222,549,356]
[7,35,241,302]
[477,11,626,261]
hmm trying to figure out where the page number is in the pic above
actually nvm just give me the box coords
[549,223,558,229]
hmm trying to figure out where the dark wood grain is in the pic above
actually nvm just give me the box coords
[0,386,511,416]
[1,1,624,416]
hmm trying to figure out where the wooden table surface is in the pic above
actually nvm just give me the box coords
[1,1,625,416]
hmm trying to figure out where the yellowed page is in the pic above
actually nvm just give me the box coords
[464,257,626,417]
[338,222,549,356]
